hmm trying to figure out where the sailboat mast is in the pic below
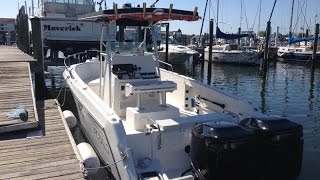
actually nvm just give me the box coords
[209,0,211,20]
[257,0,261,36]
[289,0,295,36]
[240,0,243,29]
[216,0,219,27]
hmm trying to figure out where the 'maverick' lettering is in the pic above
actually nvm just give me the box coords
[43,25,81,31]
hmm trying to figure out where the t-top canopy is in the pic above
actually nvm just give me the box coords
[78,5,200,26]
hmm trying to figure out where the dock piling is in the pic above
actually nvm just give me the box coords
[165,23,169,68]
[261,21,271,74]
[30,17,46,100]
[275,26,279,47]
[305,29,309,46]
[207,19,213,85]
[238,27,241,45]
[311,23,319,69]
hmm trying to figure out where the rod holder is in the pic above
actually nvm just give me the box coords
[168,4,173,19]
[143,3,146,19]
[113,3,118,19]
[192,7,198,20]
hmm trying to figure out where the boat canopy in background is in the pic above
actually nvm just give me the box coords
[216,27,248,40]
[288,36,320,44]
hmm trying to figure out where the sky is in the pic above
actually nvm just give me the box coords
[1,0,320,35]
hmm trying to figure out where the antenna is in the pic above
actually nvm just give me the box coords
[150,0,160,8]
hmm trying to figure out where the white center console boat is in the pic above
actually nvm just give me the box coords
[63,4,303,180]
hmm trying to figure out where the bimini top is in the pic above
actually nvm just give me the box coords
[79,5,200,26]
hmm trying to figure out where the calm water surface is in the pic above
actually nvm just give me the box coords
[45,60,320,179]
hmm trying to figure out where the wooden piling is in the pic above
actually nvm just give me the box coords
[207,19,213,85]
[275,26,279,47]
[30,17,46,100]
[261,21,271,74]
[238,27,241,45]
[165,23,169,68]
[200,48,205,80]
[311,23,319,69]
[305,29,309,46]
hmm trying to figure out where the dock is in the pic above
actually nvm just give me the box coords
[0,46,37,133]
[0,46,85,179]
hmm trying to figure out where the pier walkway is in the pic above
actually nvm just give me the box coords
[0,46,37,133]
[0,46,85,179]
[0,100,85,179]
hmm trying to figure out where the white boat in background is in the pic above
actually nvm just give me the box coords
[158,38,199,64]
[204,44,261,64]
[277,0,320,63]
[277,46,320,62]
[31,0,108,54]
[63,4,303,180]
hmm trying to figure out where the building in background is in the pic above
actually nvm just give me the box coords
[0,18,16,45]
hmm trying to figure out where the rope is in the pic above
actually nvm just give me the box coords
[303,54,313,66]
[84,148,133,170]
[85,156,126,170]
[297,0,311,32]
[242,0,250,31]
[47,80,67,109]
[251,0,262,31]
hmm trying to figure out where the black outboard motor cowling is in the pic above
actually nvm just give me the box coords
[190,122,257,180]
[240,117,303,180]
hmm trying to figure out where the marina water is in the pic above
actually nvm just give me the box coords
[45,59,320,179]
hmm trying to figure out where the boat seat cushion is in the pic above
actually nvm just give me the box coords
[125,80,177,96]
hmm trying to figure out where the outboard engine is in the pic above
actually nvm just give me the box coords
[240,117,303,180]
[190,122,257,180]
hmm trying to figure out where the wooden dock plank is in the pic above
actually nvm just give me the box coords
[0,46,35,62]
[0,49,38,133]
[0,46,84,179]
[0,99,85,179]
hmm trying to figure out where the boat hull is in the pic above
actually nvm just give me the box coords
[31,17,109,51]
[277,52,320,62]
[63,67,137,180]
[158,51,194,64]
[204,50,261,64]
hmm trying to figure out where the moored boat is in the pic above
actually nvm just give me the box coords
[158,38,199,64]
[204,44,261,64]
[63,3,303,180]
[277,46,320,62]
